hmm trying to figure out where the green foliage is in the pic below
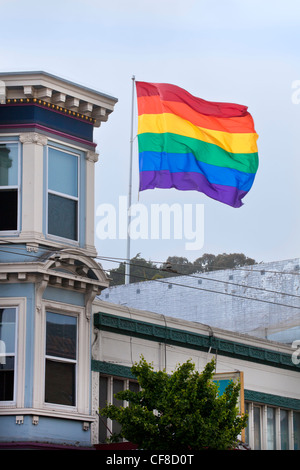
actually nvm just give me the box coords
[100,357,248,451]
[108,252,256,286]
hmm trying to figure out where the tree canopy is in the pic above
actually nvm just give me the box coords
[108,252,256,286]
[100,357,248,451]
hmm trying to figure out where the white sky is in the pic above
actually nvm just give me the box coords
[1,0,299,271]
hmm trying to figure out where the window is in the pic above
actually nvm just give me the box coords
[0,308,16,402]
[33,300,88,416]
[99,376,109,443]
[45,312,77,407]
[267,406,276,450]
[253,405,262,449]
[99,375,139,443]
[280,409,289,450]
[244,402,300,450]
[47,146,79,241]
[294,411,300,450]
[112,378,124,436]
[0,143,19,232]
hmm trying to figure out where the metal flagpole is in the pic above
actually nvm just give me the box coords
[125,75,135,284]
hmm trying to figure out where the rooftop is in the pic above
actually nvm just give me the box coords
[0,71,118,126]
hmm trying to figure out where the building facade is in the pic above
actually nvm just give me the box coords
[0,72,117,448]
[91,300,300,451]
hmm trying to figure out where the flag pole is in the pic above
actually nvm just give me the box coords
[125,75,135,284]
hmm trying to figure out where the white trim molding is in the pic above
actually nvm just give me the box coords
[0,297,26,410]
[33,299,91,417]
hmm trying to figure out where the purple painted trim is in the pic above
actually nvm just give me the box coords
[0,123,97,148]
[139,170,247,208]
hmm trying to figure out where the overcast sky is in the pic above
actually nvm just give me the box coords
[1,0,299,271]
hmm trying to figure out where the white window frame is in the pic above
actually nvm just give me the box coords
[98,374,140,443]
[245,401,296,450]
[46,144,80,244]
[265,405,277,450]
[0,140,21,235]
[33,299,90,418]
[0,298,26,410]
[44,310,78,409]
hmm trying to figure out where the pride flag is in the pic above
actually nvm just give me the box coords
[136,81,259,208]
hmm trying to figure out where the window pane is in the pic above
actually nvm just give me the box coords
[0,356,14,401]
[0,308,16,353]
[112,379,123,436]
[46,312,77,360]
[48,193,77,240]
[48,147,78,197]
[294,412,300,450]
[99,376,108,443]
[253,406,261,449]
[281,409,289,449]
[0,143,18,186]
[45,359,76,406]
[267,407,276,450]
[0,189,18,231]
[244,403,249,445]
[129,381,139,394]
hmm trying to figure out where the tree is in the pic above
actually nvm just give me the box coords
[100,357,248,451]
[193,253,256,272]
[108,253,158,285]
[108,252,256,286]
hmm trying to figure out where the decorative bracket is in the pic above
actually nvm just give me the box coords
[16,416,24,425]
[85,284,99,321]
[19,132,48,146]
[36,275,49,314]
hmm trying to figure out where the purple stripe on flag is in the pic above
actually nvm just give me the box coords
[139,171,248,208]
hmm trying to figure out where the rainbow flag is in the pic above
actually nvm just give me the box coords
[136,81,259,208]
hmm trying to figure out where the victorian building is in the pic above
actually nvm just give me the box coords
[0,71,117,448]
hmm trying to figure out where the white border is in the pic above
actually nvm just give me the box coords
[33,299,90,417]
[46,145,80,244]
[0,141,21,235]
[0,297,26,410]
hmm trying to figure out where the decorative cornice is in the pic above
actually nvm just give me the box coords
[0,72,118,127]
[0,252,109,301]
[0,102,94,144]
[244,389,300,411]
[19,132,48,146]
[93,312,300,372]
[92,360,134,378]
[7,98,97,125]
[86,150,99,163]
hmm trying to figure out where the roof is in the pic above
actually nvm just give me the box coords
[0,71,118,126]
[103,258,300,344]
